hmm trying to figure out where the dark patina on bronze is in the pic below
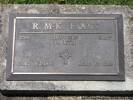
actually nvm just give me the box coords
[6,14,125,81]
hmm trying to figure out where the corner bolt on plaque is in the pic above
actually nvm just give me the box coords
[6,14,125,81]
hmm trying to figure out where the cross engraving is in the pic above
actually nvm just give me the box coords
[59,49,72,65]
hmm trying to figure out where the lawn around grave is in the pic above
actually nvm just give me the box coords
[0,0,133,8]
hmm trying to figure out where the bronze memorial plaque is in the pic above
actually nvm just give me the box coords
[6,14,125,81]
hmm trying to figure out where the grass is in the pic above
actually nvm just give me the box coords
[0,0,133,8]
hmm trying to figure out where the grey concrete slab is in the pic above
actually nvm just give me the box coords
[0,5,133,94]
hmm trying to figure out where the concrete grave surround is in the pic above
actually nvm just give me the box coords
[0,5,133,93]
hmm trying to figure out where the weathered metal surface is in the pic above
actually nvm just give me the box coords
[6,14,124,81]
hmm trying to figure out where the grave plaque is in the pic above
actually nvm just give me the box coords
[6,14,125,81]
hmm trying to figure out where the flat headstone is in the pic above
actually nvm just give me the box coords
[6,13,124,81]
[0,5,133,95]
